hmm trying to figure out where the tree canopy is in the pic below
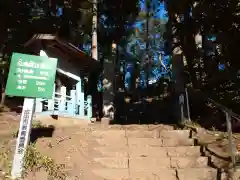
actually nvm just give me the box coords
[1,0,240,111]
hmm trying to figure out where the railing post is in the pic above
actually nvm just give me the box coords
[35,98,42,113]
[87,95,92,120]
[76,80,85,117]
[69,90,76,116]
[226,110,236,170]
[59,86,66,113]
[185,88,191,121]
[53,84,59,116]
[48,84,55,111]
[79,93,85,117]
[179,93,185,123]
[76,81,81,115]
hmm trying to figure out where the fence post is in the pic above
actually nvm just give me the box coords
[59,86,66,113]
[69,90,76,116]
[48,84,55,111]
[87,95,92,120]
[52,83,59,116]
[76,81,82,116]
[226,110,236,170]
[35,98,42,113]
[185,88,191,121]
[78,93,84,117]
[179,93,185,123]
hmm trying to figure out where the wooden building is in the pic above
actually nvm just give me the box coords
[24,34,101,118]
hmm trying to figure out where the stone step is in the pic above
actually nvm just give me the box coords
[91,130,126,138]
[93,156,208,169]
[177,168,218,180]
[93,146,201,157]
[92,130,159,138]
[159,130,191,139]
[93,168,219,180]
[92,129,191,139]
[92,168,177,180]
[162,138,194,147]
[96,137,194,147]
[93,157,128,168]
[92,169,129,180]
[106,124,174,131]
[129,169,177,180]
[170,157,208,169]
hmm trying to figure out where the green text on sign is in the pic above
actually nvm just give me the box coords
[6,53,57,99]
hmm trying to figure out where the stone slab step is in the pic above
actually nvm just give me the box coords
[159,130,190,139]
[166,146,201,157]
[170,157,208,169]
[93,157,129,168]
[177,168,218,180]
[91,130,126,138]
[162,138,194,147]
[95,137,194,147]
[130,156,208,169]
[92,168,177,180]
[93,146,201,157]
[129,169,177,180]
[95,138,128,146]
[92,130,159,138]
[92,129,191,139]
[107,124,174,131]
[92,169,129,180]
[93,156,208,169]
[96,138,163,147]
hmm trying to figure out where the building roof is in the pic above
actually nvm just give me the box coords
[24,34,100,75]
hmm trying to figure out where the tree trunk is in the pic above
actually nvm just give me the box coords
[91,0,98,61]
[102,43,115,119]
[0,86,5,106]
[182,5,198,88]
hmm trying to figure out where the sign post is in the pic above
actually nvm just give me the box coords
[5,53,57,179]
[11,98,35,178]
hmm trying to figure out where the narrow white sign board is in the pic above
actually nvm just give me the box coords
[11,98,35,179]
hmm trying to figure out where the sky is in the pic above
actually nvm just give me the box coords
[139,0,168,21]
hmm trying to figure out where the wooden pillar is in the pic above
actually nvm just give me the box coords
[102,43,116,118]
[172,47,187,123]
[87,95,92,119]
[53,77,62,118]
[59,86,66,113]
[76,79,85,117]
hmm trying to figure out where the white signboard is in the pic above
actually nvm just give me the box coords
[11,98,35,179]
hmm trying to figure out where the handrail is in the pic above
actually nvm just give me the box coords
[187,86,240,170]
[187,87,240,121]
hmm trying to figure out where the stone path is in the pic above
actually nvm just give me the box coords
[87,125,221,180]
[20,118,238,180]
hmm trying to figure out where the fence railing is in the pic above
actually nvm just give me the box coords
[35,85,92,120]
[188,87,240,170]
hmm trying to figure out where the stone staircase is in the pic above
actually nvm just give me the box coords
[88,124,223,180]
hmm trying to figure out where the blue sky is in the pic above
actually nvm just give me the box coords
[139,0,168,21]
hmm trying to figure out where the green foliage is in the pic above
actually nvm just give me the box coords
[1,0,240,112]
[0,143,66,180]
[23,143,67,180]
[0,149,13,176]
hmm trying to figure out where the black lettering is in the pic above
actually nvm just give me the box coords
[20,130,26,137]
[17,147,24,154]
[22,125,27,131]
[19,137,25,144]
[22,109,30,125]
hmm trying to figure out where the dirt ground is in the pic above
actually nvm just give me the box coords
[0,112,239,180]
